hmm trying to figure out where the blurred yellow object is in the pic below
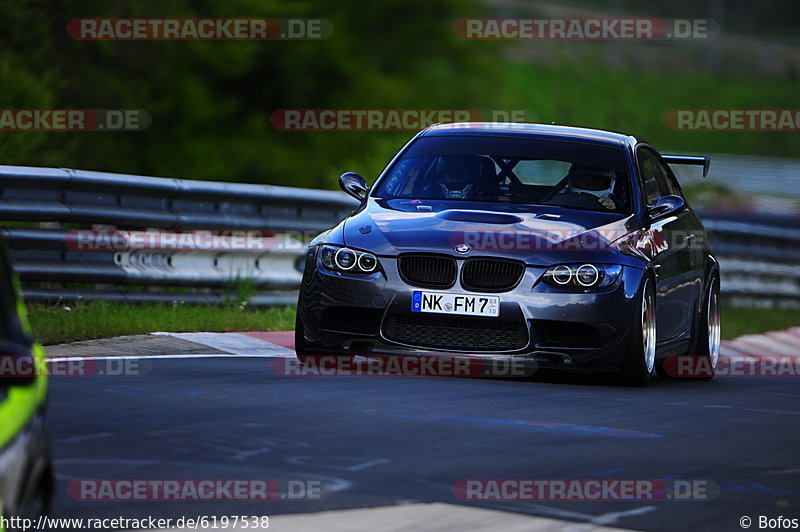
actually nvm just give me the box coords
[0,237,51,528]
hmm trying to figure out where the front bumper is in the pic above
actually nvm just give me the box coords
[297,253,646,372]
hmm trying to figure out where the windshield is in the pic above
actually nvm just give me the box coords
[373,135,632,213]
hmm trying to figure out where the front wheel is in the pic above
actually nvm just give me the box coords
[294,312,308,358]
[619,277,656,386]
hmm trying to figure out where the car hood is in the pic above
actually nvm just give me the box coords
[342,199,638,265]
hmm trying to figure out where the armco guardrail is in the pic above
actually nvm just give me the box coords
[0,165,357,231]
[0,165,358,305]
[0,165,797,306]
[701,214,800,306]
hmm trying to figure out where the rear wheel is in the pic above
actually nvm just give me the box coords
[21,479,51,525]
[690,275,720,380]
[619,277,656,386]
[20,435,53,527]
[656,273,720,379]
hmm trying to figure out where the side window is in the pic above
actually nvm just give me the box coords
[636,148,663,205]
[380,157,432,197]
[656,158,684,198]
[637,146,686,203]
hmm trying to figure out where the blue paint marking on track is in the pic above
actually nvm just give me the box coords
[102,384,146,397]
[593,468,625,476]
[400,415,663,439]
[747,482,800,496]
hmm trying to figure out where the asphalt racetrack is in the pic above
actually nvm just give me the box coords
[44,344,800,531]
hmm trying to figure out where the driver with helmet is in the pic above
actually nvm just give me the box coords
[563,164,618,210]
[427,155,480,200]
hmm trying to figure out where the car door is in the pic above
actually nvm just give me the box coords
[656,155,706,335]
[636,146,694,344]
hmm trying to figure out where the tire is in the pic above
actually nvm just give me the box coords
[655,274,720,380]
[619,276,656,386]
[20,435,53,528]
[688,274,721,380]
[294,312,318,366]
[294,312,307,358]
[21,481,50,526]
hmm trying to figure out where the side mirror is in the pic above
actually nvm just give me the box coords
[339,172,369,202]
[647,195,685,221]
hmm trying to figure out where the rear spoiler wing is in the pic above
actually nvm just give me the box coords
[662,155,711,177]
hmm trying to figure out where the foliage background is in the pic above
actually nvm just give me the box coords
[0,0,798,190]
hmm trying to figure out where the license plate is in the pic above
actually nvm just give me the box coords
[412,291,499,317]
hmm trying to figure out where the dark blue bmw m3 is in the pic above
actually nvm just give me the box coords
[295,123,721,385]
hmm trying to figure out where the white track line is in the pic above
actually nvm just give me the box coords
[123,502,634,532]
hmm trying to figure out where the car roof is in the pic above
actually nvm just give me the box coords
[419,122,641,149]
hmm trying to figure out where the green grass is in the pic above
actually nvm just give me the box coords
[722,306,800,341]
[27,302,296,345]
[26,301,800,346]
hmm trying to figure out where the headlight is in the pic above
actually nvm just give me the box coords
[542,264,622,289]
[551,265,573,285]
[319,245,380,274]
[575,264,599,286]
[357,253,378,272]
[334,248,357,270]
